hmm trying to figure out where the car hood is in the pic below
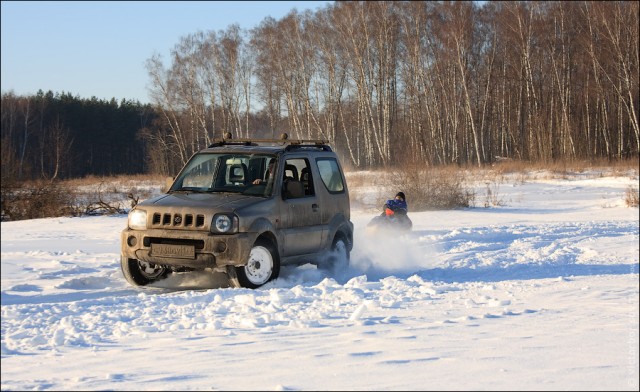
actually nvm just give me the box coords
[139,192,263,212]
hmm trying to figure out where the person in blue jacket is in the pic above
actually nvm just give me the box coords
[383,191,408,215]
[368,190,412,231]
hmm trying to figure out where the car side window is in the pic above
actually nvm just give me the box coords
[282,158,312,199]
[316,157,345,193]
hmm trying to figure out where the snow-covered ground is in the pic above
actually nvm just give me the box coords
[1,170,639,391]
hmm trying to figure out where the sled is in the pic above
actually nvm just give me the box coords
[366,207,412,233]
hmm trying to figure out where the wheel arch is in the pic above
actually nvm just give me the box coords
[329,217,354,252]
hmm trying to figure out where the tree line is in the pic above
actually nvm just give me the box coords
[2,1,638,183]
[1,90,157,182]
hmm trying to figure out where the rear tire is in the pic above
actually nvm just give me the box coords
[235,239,280,289]
[320,235,350,271]
[121,256,170,286]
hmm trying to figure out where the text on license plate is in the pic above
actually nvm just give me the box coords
[150,243,195,259]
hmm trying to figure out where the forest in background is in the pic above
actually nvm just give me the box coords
[1,1,638,183]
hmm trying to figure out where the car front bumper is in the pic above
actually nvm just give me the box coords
[121,227,253,269]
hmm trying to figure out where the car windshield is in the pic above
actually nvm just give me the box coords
[169,153,277,196]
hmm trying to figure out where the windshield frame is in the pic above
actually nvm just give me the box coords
[168,152,278,197]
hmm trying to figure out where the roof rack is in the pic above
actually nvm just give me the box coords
[208,132,332,151]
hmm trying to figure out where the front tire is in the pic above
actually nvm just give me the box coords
[235,239,280,289]
[121,256,170,286]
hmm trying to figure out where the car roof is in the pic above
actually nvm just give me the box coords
[201,145,288,154]
[201,133,333,155]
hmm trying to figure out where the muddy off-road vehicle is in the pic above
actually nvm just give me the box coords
[121,133,353,289]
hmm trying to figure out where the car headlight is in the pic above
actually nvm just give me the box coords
[128,209,147,230]
[211,213,238,234]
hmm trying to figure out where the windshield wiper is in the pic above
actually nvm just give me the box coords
[169,188,208,193]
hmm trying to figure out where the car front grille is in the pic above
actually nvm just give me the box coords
[151,212,206,228]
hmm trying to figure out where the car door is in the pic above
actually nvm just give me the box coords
[280,157,323,256]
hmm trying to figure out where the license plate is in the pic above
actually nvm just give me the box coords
[150,243,195,259]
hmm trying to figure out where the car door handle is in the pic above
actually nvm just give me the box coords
[312,203,319,212]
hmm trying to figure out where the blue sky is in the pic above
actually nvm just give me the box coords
[1,1,331,104]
